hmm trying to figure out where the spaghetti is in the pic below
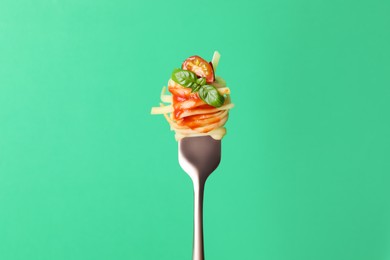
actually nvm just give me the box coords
[151,51,233,140]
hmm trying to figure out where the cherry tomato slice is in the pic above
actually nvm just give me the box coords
[182,56,215,83]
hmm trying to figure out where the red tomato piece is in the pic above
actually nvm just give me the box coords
[182,56,215,83]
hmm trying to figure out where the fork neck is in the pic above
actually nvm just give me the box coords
[192,176,207,260]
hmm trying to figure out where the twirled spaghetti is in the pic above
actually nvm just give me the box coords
[151,52,233,140]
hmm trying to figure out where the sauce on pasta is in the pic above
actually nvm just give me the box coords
[151,51,233,140]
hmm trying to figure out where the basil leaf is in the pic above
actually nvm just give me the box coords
[192,84,202,93]
[198,85,225,108]
[171,68,198,89]
[196,77,206,86]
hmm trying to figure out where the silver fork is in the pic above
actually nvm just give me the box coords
[178,136,221,260]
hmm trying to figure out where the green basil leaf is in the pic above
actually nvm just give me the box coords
[192,84,202,93]
[196,77,206,86]
[198,85,225,108]
[171,68,198,89]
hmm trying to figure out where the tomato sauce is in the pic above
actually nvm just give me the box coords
[168,83,221,131]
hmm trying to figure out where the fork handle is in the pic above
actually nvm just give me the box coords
[193,178,206,260]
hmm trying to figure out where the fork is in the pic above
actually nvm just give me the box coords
[178,136,221,260]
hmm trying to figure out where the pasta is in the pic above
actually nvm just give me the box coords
[151,51,234,140]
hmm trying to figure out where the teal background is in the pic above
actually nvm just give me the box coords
[1,0,390,259]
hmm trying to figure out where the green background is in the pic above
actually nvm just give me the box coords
[1,0,389,259]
